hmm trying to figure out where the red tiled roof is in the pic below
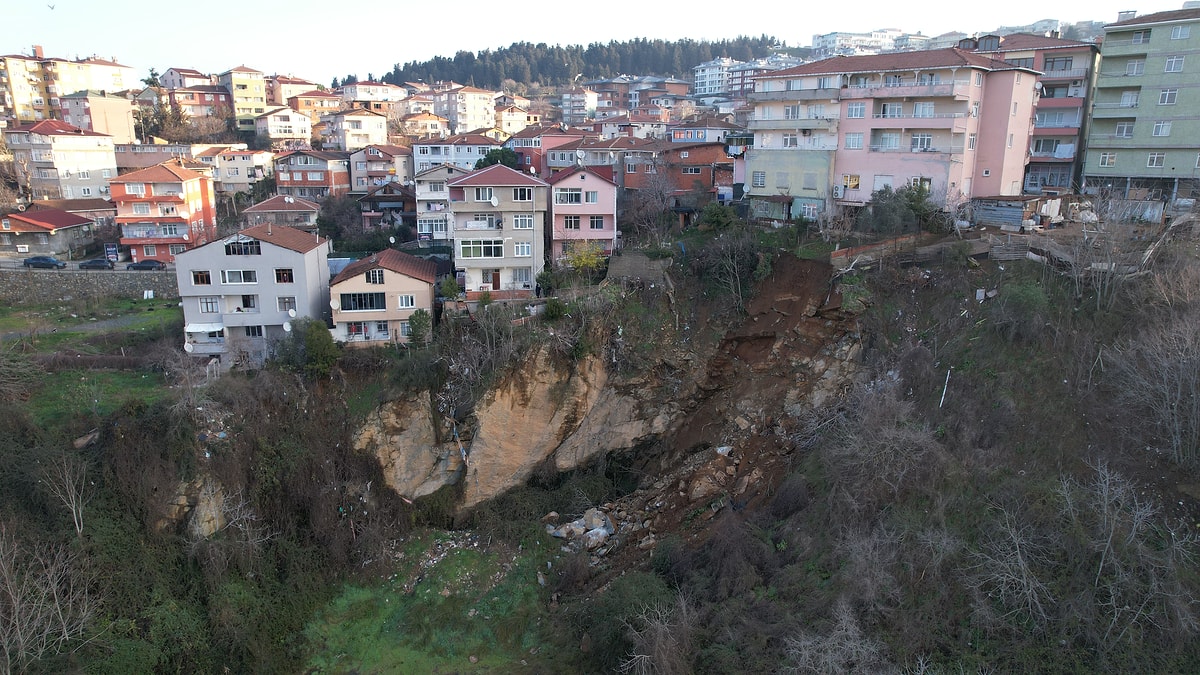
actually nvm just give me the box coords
[8,119,110,137]
[3,209,92,232]
[109,159,207,183]
[332,248,437,286]
[242,195,320,213]
[291,89,340,98]
[547,166,616,186]
[25,198,116,212]
[414,134,502,147]
[763,48,1028,77]
[447,164,548,188]
[1108,8,1200,28]
[238,224,327,253]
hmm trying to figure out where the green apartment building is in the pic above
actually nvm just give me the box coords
[1084,8,1200,202]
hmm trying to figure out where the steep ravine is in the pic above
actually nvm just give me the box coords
[353,256,864,525]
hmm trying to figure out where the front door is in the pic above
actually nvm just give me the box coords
[485,269,500,290]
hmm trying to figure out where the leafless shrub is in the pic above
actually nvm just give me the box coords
[0,525,96,673]
[837,525,901,613]
[706,514,769,600]
[0,349,43,403]
[784,596,894,674]
[37,450,93,538]
[964,504,1055,632]
[619,594,697,675]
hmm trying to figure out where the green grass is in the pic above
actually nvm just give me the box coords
[303,530,563,674]
[26,370,170,430]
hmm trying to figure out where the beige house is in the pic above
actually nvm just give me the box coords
[329,248,437,346]
[320,109,388,151]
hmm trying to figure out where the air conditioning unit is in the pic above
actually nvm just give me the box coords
[832,185,844,198]
[16,244,29,253]
[1071,80,1083,87]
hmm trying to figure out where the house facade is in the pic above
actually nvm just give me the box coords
[167,85,232,119]
[273,150,351,200]
[0,47,136,123]
[57,90,138,143]
[321,109,388,151]
[287,89,343,123]
[965,33,1100,193]
[413,133,502,172]
[548,167,619,261]
[111,159,219,264]
[241,194,320,231]
[350,144,413,191]
[254,107,312,150]
[174,225,331,369]
[218,66,267,134]
[266,74,318,106]
[414,164,467,241]
[4,120,117,200]
[434,86,498,134]
[1082,8,1200,202]
[0,209,94,257]
[213,149,274,194]
[447,164,549,299]
[329,249,436,346]
[162,67,213,90]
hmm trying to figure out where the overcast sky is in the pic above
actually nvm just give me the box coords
[1,1,1163,86]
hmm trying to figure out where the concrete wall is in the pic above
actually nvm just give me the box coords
[0,269,179,305]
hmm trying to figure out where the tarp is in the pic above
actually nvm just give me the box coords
[185,323,225,333]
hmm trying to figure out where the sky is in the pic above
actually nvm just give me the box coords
[0,1,1171,86]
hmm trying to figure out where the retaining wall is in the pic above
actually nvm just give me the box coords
[0,269,179,306]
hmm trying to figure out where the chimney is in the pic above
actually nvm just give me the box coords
[1117,10,1137,21]
[32,45,44,59]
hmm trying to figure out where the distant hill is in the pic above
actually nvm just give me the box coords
[330,36,806,91]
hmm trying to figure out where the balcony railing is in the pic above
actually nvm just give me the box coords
[749,88,841,101]
[843,81,972,99]
[1039,68,1089,80]
[869,145,963,154]
[1092,101,1139,109]
[458,220,501,230]
[871,112,966,119]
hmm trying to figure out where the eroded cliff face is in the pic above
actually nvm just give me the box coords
[354,255,863,515]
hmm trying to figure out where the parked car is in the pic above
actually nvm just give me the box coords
[126,260,167,271]
[79,258,115,270]
[22,256,67,269]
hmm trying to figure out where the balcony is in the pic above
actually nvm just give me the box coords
[1032,124,1081,135]
[1030,150,1076,161]
[869,145,963,154]
[1091,102,1139,118]
[1099,38,1150,53]
[868,113,969,131]
[750,87,841,102]
[1039,68,1089,80]
[120,227,187,239]
[842,80,972,100]
[748,117,838,131]
[458,220,501,231]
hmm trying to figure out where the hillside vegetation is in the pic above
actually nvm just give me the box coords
[1,217,1200,672]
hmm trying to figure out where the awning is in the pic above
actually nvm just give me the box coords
[185,323,225,333]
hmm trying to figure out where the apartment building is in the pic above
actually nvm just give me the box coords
[433,85,498,135]
[320,108,388,151]
[111,159,218,264]
[4,119,117,200]
[412,133,502,172]
[287,89,343,123]
[745,48,1038,220]
[266,74,318,105]
[1082,7,1200,202]
[329,249,436,346]
[254,107,312,150]
[218,66,267,134]
[56,90,138,143]
[413,164,465,242]
[447,164,549,299]
[0,46,135,122]
[161,67,213,90]
[964,33,1100,193]
[693,57,743,96]
[349,144,413,191]
[560,87,599,125]
[547,167,619,261]
[273,149,351,200]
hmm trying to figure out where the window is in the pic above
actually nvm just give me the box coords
[474,187,493,202]
[968,133,977,150]
[226,167,240,176]
[564,215,580,230]
[590,215,604,230]
[1127,59,1145,76]
[1160,89,1178,105]
[1121,91,1140,107]
[221,269,258,284]
[881,102,903,118]
[1153,121,1172,136]
[244,326,263,338]
[1147,152,1166,168]
[459,239,503,258]
[275,268,294,283]
[626,163,637,174]
[277,296,297,312]
[366,268,385,284]
[239,295,257,311]
[911,133,933,151]
[884,74,904,87]
[555,188,582,204]
[340,292,387,310]
[1006,57,1034,69]
[1033,139,1060,154]
[1099,152,1117,167]
[800,203,819,219]
[974,73,983,86]
[224,239,262,255]
[514,267,532,286]
[428,181,445,192]
[347,321,367,337]
[198,297,219,313]
[514,241,532,257]
[78,170,90,179]
[844,132,863,150]
[512,214,534,230]
[1115,122,1135,138]
[512,187,532,201]
[783,104,802,120]
[1131,30,1151,44]
[192,270,212,285]
[398,320,412,337]
[132,203,151,215]
[142,245,156,257]
[1165,56,1185,73]
[585,191,598,203]
[169,244,187,255]
[751,171,766,188]
[842,174,860,189]
[306,172,322,181]
[397,294,415,308]
[1044,57,1074,71]
[878,132,901,150]
[126,182,145,196]
[783,133,799,148]
[846,102,865,118]
[806,104,825,118]
[102,169,111,178]
[1007,133,1014,148]
[913,102,935,118]
[1172,25,1191,39]
[1012,101,1019,116]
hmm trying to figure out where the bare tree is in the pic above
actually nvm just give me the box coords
[784,596,892,674]
[619,594,696,675]
[37,451,93,539]
[965,505,1055,631]
[0,527,95,673]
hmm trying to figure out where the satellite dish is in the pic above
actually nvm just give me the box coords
[576,149,585,160]
[389,236,396,244]
[529,166,536,174]
[330,299,340,310]
[283,321,292,332]
[184,342,195,353]
[179,210,189,219]
[489,196,499,207]
[288,308,297,318]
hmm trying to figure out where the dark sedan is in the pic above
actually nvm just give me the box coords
[79,258,115,270]
[126,260,167,271]
[23,256,68,269]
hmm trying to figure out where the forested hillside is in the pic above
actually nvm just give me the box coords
[330,35,798,90]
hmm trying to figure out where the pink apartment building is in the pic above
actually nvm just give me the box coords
[548,167,619,261]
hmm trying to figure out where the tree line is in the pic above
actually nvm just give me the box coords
[330,35,800,90]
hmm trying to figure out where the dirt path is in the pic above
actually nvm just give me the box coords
[1,312,162,342]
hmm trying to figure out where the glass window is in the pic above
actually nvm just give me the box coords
[564,215,580,230]
[397,294,415,308]
[198,297,219,313]
[512,214,534,229]
[1165,56,1185,72]
[554,188,582,204]
[221,269,258,284]
[751,171,766,188]
[1147,152,1166,167]
[459,239,503,258]
[844,133,863,150]
[275,268,294,283]
[366,268,384,284]
[512,187,532,201]
[1153,121,1172,136]
[585,191,598,203]
[224,239,261,255]
[514,241,532,257]
[846,102,865,118]
[1160,89,1178,105]
[590,216,604,230]
[192,270,212,285]
[339,292,387,310]
[277,296,297,312]
[1172,25,1191,39]
[1099,152,1117,167]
